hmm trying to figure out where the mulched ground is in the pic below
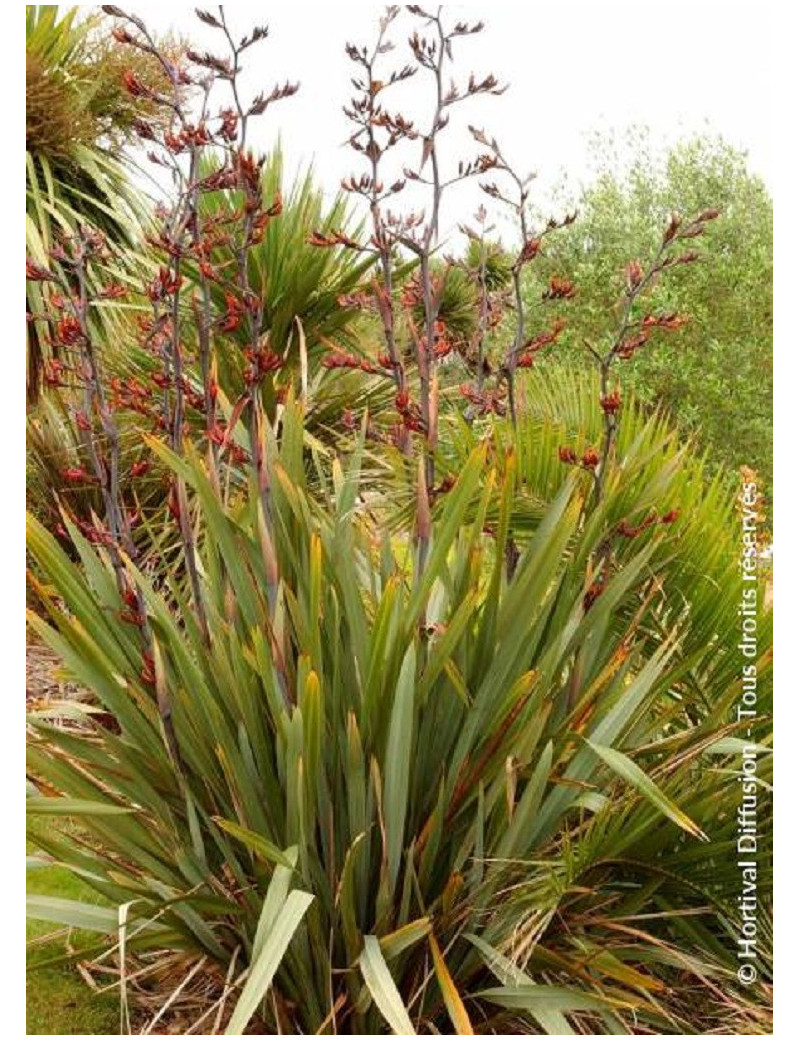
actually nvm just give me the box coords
[26,635,87,707]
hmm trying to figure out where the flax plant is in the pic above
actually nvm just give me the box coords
[26,8,771,1036]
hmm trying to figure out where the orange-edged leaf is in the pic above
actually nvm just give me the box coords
[429,933,474,1035]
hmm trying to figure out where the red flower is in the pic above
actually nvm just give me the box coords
[130,460,150,478]
[132,118,156,141]
[227,443,250,466]
[219,293,243,332]
[322,350,355,369]
[243,347,283,384]
[519,237,542,263]
[119,609,146,627]
[543,275,576,301]
[55,316,84,346]
[615,514,657,539]
[148,267,183,303]
[434,336,453,359]
[521,318,566,356]
[167,483,181,522]
[44,360,67,388]
[583,580,605,612]
[218,108,238,142]
[208,422,227,447]
[616,331,649,360]
[26,259,54,281]
[98,283,128,300]
[140,652,156,686]
[122,69,147,97]
[642,312,689,331]
[581,447,599,469]
[625,260,643,291]
[164,131,185,155]
[436,474,456,495]
[558,446,577,465]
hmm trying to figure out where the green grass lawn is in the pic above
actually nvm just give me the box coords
[27,832,118,1035]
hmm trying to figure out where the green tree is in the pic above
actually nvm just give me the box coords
[526,131,773,503]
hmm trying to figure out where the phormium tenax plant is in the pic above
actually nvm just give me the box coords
[25,6,770,1036]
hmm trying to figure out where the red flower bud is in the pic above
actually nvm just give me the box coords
[122,69,147,97]
[218,293,243,332]
[140,651,156,686]
[98,283,128,299]
[583,580,605,612]
[55,316,84,346]
[600,389,621,415]
[625,260,643,290]
[26,259,54,281]
[543,275,576,301]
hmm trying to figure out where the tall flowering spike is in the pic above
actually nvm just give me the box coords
[88,3,299,645]
[415,455,432,543]
[466,126,576,426]
[257,501,280,588]
[583,194,718,509]
[428,372,439,451]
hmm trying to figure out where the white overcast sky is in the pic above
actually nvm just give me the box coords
[120,1,774,243]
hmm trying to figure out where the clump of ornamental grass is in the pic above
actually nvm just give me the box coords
[27,399,771,1034]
